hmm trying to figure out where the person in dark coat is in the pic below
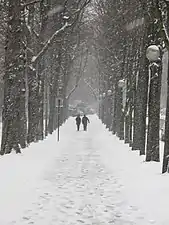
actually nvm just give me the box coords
[82,115,90,131]
[75,114,81,131]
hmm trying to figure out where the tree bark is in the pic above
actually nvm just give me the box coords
[146,62,161,162]
[1,0,26,154]
[162,53,169,173]
[132,26,149,154]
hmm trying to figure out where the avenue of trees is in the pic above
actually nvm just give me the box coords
[0,0,91,154]
[1,0,169,174]
[93,0,169,173]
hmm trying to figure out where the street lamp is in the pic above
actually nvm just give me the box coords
[118,79,125,88]
[146,44,161,162]
[99,94,103,100]
[107,89,112,96]
[146,45,160,62]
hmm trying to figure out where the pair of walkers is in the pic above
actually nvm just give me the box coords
[75,115,90,131]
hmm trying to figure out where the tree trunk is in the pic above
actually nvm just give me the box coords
[27,68,39,144]
[37,71,44,140]
[48,91,56,134]
[112,84,118,134]
[44,73,49,137]
[132,26,149,154]
[162,6,169,173]
[1,0,26,154]
[162,53,169,173]
[146,62,161,162]
[125,114,130,143]
[117,88,124,140]
[129,100,133,146]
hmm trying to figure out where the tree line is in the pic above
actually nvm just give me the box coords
[93,0,169,173]
[2,0,169,175]
[0,0,91,155]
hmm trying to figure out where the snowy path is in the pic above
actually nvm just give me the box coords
[19,136,144,225]
[0,115,169,225]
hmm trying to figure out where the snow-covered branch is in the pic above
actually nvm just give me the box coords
[23,19,39,42]
[156,0,169,50]
[28,0,91,66]
[31,22,69,65]
[66,83,79,100]
[66,49,89,99]
[83,79,98,100]
[163,0,169,5]
[22,0,41,8]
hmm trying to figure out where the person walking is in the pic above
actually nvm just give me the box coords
[75,114,81,131]
[82,115,90,131]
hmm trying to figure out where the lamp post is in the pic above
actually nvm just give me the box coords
[117,79,125,140]
[146,45,161,162]
[118,79,125,88]
[107,89,112,96]
[146,45,160,62]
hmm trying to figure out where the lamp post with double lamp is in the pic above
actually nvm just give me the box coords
[117,79,125,140]
[146,45,161,162]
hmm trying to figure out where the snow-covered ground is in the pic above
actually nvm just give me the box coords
[0,115,169,225]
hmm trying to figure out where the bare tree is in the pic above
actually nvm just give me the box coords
[0,0,92,154]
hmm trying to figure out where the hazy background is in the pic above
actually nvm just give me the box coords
[69,52,168,112]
